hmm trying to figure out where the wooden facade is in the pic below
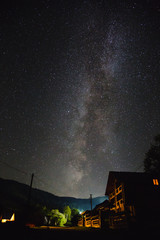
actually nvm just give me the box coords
[78,210,102,228]
[78,200,109,228]
[78,171,160,229]
[105,171,160,229]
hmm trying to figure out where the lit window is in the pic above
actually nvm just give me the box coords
[153,179,159,185]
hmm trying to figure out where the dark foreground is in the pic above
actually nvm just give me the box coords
[1,224,160,239]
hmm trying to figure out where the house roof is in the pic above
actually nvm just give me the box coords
[105,171,159,195]
[94,199,109,210]
[80,210,91,215]
[80,200,109,217]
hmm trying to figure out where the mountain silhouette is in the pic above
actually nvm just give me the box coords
[0,178,107,212]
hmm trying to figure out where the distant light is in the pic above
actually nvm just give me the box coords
[1,213,15,223]
[79,210,83,214]
[2,219,7,223]
[153,179,159,185]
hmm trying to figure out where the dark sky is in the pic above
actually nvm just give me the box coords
[0,0,160,198]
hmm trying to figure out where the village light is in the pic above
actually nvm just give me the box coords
[153,179,159,185]
[1,213,15,223]
[79,210,83,214]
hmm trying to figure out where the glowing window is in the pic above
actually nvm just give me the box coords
[153,179,159,185]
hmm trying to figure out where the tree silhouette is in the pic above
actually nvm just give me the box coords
[63,205,71,222]
[144,135,160,175]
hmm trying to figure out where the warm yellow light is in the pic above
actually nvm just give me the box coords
[2,219,7,223]
[1,213,15,223]
[10,213,15,221]
[153,179,159,185]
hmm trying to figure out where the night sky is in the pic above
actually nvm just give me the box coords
[0,0,160,198]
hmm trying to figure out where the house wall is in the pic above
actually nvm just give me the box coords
[108,181,137,229]
[109,182,125,213]
[106,172,160,229]
[78,212,102,228]
[108,176,160,228]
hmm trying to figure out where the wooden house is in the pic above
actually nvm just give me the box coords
[105,171,160,228]
[78,210,92,228]
[78,199,109,228]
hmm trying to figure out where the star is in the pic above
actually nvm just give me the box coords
[0,0,160,198]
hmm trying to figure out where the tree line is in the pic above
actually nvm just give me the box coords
[24,205,80,227]
[144,134,160,175]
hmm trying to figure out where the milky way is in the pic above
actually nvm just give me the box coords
[0,0,160,197]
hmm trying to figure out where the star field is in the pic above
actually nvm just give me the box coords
[0,0,160,197]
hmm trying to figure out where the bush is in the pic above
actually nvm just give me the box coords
[49,209,67,226]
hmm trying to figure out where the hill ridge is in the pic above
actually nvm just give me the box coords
[0,178,107,211]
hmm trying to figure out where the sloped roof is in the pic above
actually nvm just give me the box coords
[80,210,91,216]
[94,199,109,210]
[105,171,159,195]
